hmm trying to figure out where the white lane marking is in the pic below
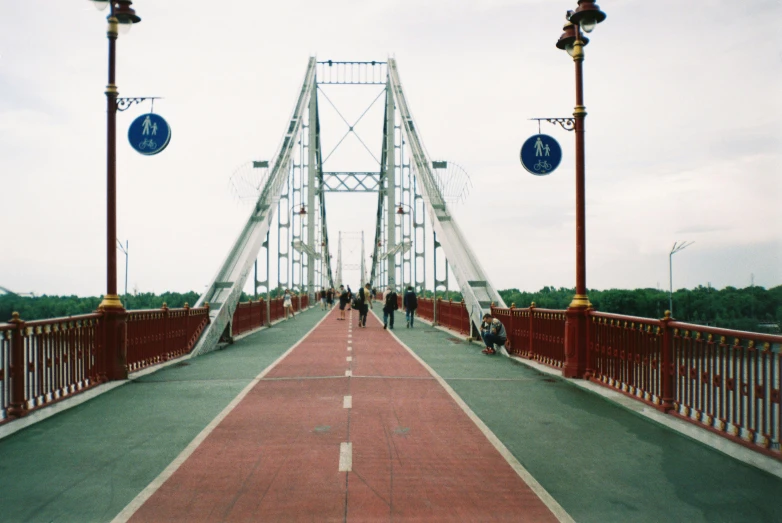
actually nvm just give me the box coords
[373,310,574,523]
[348,340,352,344]
[346,356,352,362]
[111,312,333,523]
[347,347,352,352]
[339,442,353,472]
[348,334,352,338]
[343,395,352,409]
[345,370,352,377]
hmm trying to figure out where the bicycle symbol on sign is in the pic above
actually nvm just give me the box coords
[534,159,552,172]
[138,139,158,151]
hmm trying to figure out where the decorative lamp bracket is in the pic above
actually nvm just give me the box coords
[530,117,576,132]
[116,96,163,112]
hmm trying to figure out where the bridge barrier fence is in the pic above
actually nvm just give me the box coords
[0,304,207,424]
[492,305,567,368]
[231,300,268,336]
[126,304,210,373]
[232,296,314,337]
[486,304,782,458]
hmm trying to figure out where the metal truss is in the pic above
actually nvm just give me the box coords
[193,58,317,355]
[316,61,387,85]
[387,58,506,332]
[322,172,381,192]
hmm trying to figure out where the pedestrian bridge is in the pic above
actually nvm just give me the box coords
[0,306,780,522]
[1,57,781,522]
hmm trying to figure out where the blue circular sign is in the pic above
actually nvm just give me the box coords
[128,113,171,156]
[520,134,562,176]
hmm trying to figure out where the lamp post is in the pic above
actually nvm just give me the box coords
[555,0,606,379]
[91,0,140,381]
[669,241,694,317]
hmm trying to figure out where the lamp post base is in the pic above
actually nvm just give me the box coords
[563,303,589,379]
[100,295,128,381]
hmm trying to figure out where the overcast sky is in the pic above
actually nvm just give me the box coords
[1,0,780,299]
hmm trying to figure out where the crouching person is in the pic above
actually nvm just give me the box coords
[480,313,506,355]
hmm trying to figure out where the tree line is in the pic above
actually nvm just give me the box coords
[497,285,782,333]
[2,285,780,333]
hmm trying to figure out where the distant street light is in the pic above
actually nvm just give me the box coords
[669,241,694,317]
[117,239,128,297]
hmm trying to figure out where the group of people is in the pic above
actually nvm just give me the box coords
[318,287,337,311]
[293,284,507,357]
[325,283,419,330]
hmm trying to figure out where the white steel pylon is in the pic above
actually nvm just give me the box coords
[193,57,503,355]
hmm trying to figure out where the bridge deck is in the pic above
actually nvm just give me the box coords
[0,306,780,522]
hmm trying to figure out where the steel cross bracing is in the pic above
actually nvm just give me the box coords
[386,58,506,331]
[192,58,318,355]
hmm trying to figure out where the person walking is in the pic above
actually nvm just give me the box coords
[382,286,398,330]
[320,288,327,310]
[357,283,371,328]
[326,287,335,310]
[403,285,418,328]
[346,285,353,310]
[283,289,295,320]
[480,313,507,355]
[338,285,349,320]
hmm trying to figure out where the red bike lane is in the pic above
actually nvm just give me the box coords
[125,308,562,522]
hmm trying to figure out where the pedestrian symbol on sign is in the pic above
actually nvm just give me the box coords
[520,134,562,176]
[128,113,171,156]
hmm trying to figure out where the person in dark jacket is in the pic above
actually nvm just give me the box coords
[403,286,417,328]
[382,286,398,330]
[338,285,349,320]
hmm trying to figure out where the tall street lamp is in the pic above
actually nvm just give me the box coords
[669,241,694,317]
[92,0,141,380]
[556,0,606,379]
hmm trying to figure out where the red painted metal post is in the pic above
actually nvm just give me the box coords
[97,8,128,382]
[563,24,591,379]
[8,312,27,418]
[529,302,536,360]
[659,311,674,412]
[162,303,170,361]
[183,302,190,351]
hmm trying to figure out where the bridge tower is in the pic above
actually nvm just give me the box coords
[193,58,505,355]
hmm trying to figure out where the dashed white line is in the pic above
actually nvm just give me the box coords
[339,442,352,472]
[346,356,352,362]
[345,370,352,377]
[343,395,352,409]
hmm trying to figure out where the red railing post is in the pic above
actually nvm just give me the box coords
[584,307,595,380]
[8,312,28,418]
[659,310,675,412]
[183,302,190,349]
[162,302,170,361]
[507,303,516,352]
[529,302,536,360]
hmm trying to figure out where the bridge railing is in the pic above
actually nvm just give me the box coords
[0,304,209,423]
[486,303,782,458]
[126,304,210,372]
[231,299,267,336]
[493,304,567,368]
[0,312,103,423]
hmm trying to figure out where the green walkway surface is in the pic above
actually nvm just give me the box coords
[390,319,782,523]
[1,307,780,522]
[0,309,325,523]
